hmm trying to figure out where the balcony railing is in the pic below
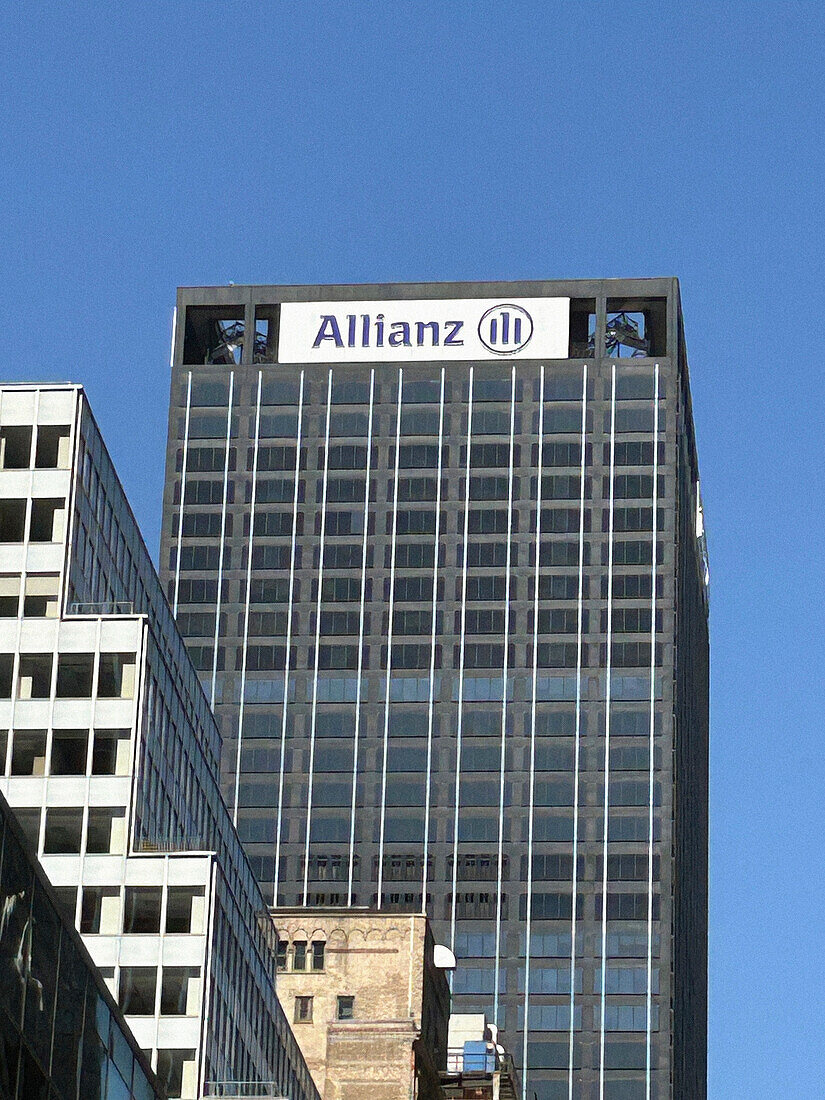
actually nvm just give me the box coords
[204,1085,285,1099]
[68,600,135,616]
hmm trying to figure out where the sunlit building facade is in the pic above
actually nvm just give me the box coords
[160,279,709,1100]
[0,782,161,1098]
[0,383,319,1100]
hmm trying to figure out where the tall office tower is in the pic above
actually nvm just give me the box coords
[161,279,709,1100]
[0,384,319,1100]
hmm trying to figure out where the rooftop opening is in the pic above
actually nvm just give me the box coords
[184,305,245,365]
[605,297,666,358]
[254,305,278,362]
[569,298,596,358]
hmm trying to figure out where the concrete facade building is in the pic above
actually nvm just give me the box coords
[0,384,319,1100]
[160,279,709,1100]
[271,908,449,1100]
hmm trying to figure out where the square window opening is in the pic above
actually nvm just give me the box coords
[17,654,53,699]
[50,729,88,775]
[29,499,65,542]
[86,807,126,854]
[91,729,131,775]
[34,425,71,469]
[55,653,93,698]
[43,808,83,854]
[0,501,27,543]
[11,729,46,775]
[97,653,136,699]
[605,297,666,357]
[0,426,32,469]
[81,885,120,934]
[183,305,245,365]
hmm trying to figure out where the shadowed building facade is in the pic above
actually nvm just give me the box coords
[160,279,709,1100]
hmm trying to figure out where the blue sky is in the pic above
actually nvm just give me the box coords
[2,2,823,1094]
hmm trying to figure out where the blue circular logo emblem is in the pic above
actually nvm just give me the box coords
[478,303,534,355]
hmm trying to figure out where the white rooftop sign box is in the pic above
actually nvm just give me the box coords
[277,297,570,363]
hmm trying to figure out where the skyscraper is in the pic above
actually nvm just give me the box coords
[0,383,319,1100]
[161,279,709,1100]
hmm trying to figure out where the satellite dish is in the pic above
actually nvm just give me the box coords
[433,944,457,969]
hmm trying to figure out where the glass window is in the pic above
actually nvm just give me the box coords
[156,1048,196,1098]
[292,941,307,971]
[97,653,136,699]
[123,887,162,934]
[55,654,93,698]
[0,575,19,617]
[311,940,325,971]
[11,730,47,776]
[86,808,125,854]
[294,995,313,1022]
[17,654,53,699]
[336,995,354,1020]
[43,808,83,853]
[118,967,157,1015]
[91,729,131,775]
[0,426,32,469]
[165,888,204,934]
[160,967,200,1015]
[80,886,121,934]
[50,729,88,775]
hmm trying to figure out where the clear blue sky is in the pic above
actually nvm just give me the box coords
[3,3,822,1094]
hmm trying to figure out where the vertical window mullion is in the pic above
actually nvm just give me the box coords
[232,371,262,824]
[646,363,660,1097]
[301,370,332,906]
[210,371,234,708]
[377,369,404,907]
[522,364,545,1099]
[599,365,617,1097]
[493,366,517,1025]
[347,369,375,904]
[173,371,192,616]
[422,367,446,907]
[450,366,474,957]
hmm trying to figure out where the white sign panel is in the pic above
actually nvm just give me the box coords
[277,297,570,363]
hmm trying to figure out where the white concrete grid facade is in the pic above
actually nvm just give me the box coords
[0,385,318,1100]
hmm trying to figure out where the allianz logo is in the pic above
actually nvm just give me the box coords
[311,303,534,355]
